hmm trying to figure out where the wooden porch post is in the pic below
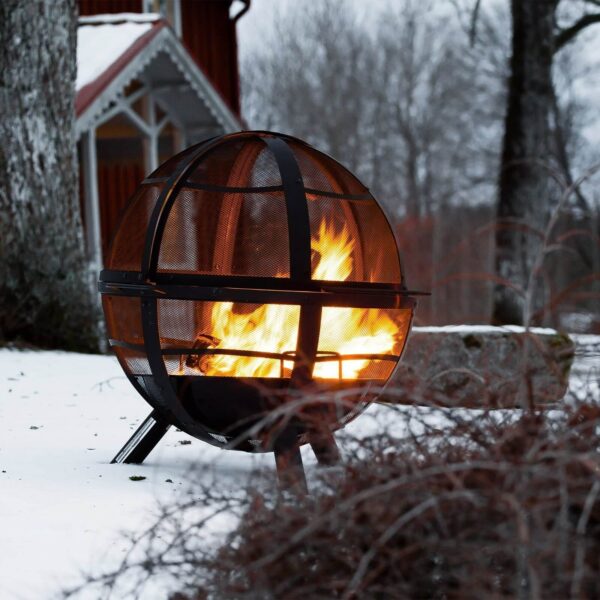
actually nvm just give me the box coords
[81,128,103,278]
[80,127,106,350]
[144,94,159,174]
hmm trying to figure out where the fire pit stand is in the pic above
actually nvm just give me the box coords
[100,131,419,490]
[112,410,327,491]
[111,410,170,464]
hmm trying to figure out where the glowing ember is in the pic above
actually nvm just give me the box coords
[175,220,400,379]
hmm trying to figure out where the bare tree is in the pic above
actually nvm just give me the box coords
[242,0,599,327]
[243,1,377,179]
[493,0,600,325]
[243,0,504,220]
[242,0,506,323]
[0,0,99,351]
[374,1,505,219]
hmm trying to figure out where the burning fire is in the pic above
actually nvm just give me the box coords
[176,220,400,379]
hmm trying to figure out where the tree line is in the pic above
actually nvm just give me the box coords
[243,0,600,329]
[1,0,599,350]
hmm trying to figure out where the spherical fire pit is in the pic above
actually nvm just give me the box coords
[99,131,418,488]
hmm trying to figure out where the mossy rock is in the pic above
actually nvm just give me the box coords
[388,327,575,409]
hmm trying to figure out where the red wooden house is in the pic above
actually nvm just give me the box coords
[76,0,247,273]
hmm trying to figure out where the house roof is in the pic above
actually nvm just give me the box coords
[75,13,240,138]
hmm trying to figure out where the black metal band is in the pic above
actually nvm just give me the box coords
[180,181,372,202]
[292,304,322,385]
[304,187,372,201]
[184,182,285,194]
[263,136,312,282]
[140,297,214,443]
[100,269,428,294]
[262,136,320,384]
[110,339,399,364]
[111,340,398,386]
[99,281,416,309]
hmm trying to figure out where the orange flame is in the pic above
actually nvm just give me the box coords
[176,220,400,379]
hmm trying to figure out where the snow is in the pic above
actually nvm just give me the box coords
[413,325,561,335]
[78,13,161,25]
[76,18,158,91]
[0,332,598,598]
[0,350,273,599]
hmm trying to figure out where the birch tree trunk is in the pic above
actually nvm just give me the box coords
[493,0,558,325]
[0,0,99,351]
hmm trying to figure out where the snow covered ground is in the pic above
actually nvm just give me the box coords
[0,350,276,599]
[1,335,598,599]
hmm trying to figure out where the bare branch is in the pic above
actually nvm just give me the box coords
[555,12,600,51]
[469,0,482,46]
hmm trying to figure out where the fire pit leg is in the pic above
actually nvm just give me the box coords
[309,430,340,466]
[273,434,308,494]
[111,410,170,464]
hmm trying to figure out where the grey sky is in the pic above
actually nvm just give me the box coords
[237,0,388,60]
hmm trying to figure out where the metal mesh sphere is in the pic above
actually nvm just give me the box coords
[99,131,415,451]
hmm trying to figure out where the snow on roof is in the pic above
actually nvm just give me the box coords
[79,12,161,24]
[76,15,161,91]
[75,12,240,136]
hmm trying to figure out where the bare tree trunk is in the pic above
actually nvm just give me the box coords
[493,0,558,325]
[0,0,99,351]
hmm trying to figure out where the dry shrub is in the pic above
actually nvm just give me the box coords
[191,402,600,599]
[65,394,600,600]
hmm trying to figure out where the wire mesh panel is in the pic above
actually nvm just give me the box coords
[307,195,401,284]
[106,184,163,271]
[157,190,290,277]
[114,346,152,376]
[288,140,366,196]
[102,295,150,375]
[316,307,411,379]
[103,295,143,343]
[158,299,301,377]
[185,138,280,187]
